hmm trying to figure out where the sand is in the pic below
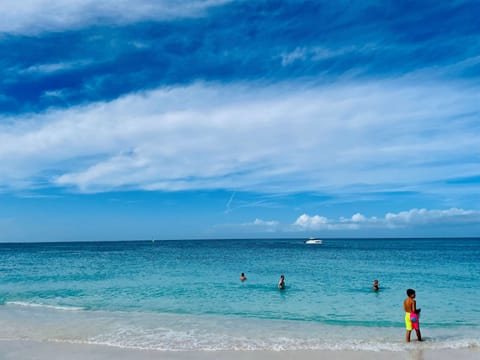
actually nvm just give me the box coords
[0,340,478,360]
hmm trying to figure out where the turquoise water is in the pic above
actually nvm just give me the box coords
[0,238,479,351]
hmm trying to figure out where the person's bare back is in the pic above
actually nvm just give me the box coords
[404,297,415,313]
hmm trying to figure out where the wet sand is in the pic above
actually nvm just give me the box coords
[1,340,478,360]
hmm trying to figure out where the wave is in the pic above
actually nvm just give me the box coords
[1,303,479,352]
[5,301,85,312]
[49,336,480,352]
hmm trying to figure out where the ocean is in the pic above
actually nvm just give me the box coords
[0,238,479,352]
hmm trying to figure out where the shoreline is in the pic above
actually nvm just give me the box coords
[0,340,478,360]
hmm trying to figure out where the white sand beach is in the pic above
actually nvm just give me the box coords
[1,340,478,360]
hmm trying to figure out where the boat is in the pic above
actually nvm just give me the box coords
[304,237,322,244]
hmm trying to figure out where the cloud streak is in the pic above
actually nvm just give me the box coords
[0,0,231,35]
[0,79,479,196]
[2,1,479,114]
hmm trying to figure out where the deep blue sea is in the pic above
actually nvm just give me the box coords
[0,238,479,351]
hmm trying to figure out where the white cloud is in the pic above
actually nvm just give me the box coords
[0,80,479,194]
[293,213,359,231]
[294,214,328,230]
[253,218,279,227]
[0,0,231,35]
[351,213,366,222]
[292,208,480,232]
[384,208,480,226]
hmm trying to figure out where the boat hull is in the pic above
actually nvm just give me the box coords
[304,239,322,244]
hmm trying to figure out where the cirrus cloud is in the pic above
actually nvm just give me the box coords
[0,79,479,196]
[0,0,231,35]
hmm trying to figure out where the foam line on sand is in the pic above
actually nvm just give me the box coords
[0,340,479,360]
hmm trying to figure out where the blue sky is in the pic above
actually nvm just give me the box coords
[1,0,480,241]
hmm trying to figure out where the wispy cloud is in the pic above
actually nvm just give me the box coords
[223,193,276,215]
[217,218,280,234]
[0,0,231,35]
[280,45,375,66]
[224,192,236,214]
[2,1,478,114]
[0,79,478,196]
[252,218,279,227]
[19,60,95,75]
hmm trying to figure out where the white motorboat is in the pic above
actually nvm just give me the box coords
[304,238,322,244]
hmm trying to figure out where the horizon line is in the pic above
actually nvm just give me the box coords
[1,236,479,245]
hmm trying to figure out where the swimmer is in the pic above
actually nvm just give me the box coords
[404,288,422,342]
[278,275,285,290]
[372,279,379,291]
[240,272,247,281]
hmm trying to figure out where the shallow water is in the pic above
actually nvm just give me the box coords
[0,238,479,351]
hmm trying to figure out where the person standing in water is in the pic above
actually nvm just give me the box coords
[372,279,379,291]
[404,288,422,342]
[278,275,285,289]
[240,272,247,281]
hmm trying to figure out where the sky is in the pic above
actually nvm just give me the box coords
[1,0,480,242]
